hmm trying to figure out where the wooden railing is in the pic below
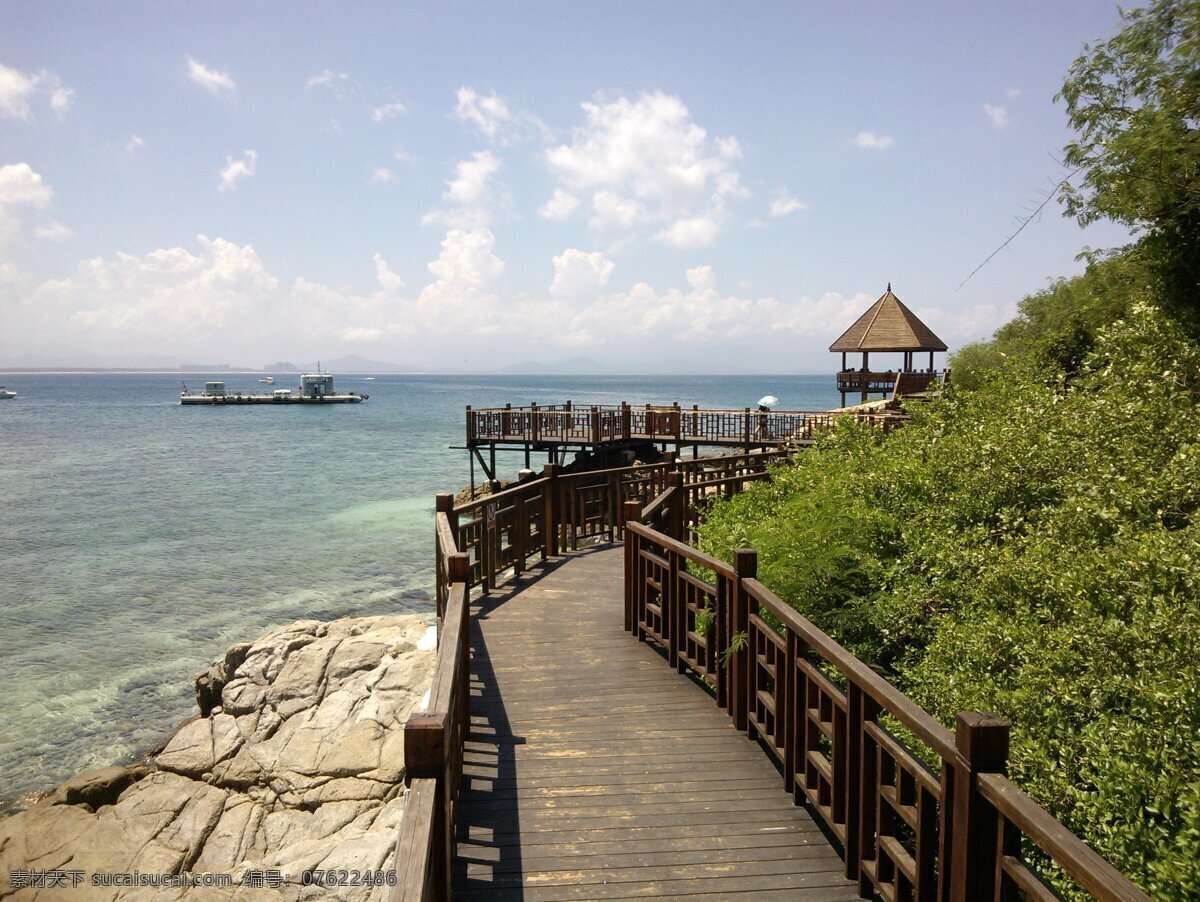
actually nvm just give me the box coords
[392,450,785,900]
[467,401,904,446]
[395,445,1147,901]
[624,515,1149,902]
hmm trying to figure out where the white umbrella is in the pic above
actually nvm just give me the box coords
[757,395,779,408]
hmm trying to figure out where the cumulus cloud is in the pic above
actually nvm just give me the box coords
[0,63,74,120]
[538,188,580,221]
[422,151,502,229]
[983,103,1009,129]
[854,132,894,150]
[1005,87,1022,99]
[371,101,407,122]
[126,134,146,153]
[40,236,279,342]
[547,92,744,246]
[769,190,808,218]
[549,249,614,298]
[373,253,404,292]
[0,162,54,244]
[371,167,396,184]
[656,215,719,249]
[218,150,257,192]
[187,57,235,94]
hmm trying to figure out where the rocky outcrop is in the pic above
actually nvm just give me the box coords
[0,614,436,901]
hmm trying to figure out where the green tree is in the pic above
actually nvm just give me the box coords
[1058,0,1200,321]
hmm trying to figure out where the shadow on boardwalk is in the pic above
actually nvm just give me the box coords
[452,545,857,900]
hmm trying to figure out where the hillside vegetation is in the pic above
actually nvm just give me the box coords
[698,2,1200,895]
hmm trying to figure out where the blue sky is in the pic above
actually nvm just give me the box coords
[1,1,1133,372]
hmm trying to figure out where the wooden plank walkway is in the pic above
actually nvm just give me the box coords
[453,545,857,900]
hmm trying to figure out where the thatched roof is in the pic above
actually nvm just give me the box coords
[829,285,947,353]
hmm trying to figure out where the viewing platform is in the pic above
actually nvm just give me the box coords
[463,402,902,481]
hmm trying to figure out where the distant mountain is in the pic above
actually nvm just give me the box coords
[262,361,301,373]
[298,354,419,373]
[496,356,610,374]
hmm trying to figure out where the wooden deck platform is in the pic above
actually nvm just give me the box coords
[453,545,857,900]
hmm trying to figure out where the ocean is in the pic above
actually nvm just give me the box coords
[0,372,839,807]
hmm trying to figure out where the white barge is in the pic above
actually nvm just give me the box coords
[181,374,368,405]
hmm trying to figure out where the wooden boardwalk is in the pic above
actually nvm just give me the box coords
[453,545,857,900]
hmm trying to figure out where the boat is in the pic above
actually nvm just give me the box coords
[0,387,15,399]
[180,374,368,405]
[258,375,276,384]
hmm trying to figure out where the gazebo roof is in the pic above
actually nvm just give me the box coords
[829,285,947,353]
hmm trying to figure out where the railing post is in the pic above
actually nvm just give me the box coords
[665,471,683,541]
[949,712,1010,902]
[514,494,526,576]
[847,683,882,892]
[621,401,631,439]
[435,493,455,619]
[591,409,601,445]
[502,402,512,436]
[743,407,751,449]
[531,401,540,443]
[623,501,641,633]
[465,405,473,446]
[404,711,448,896]
[730,549,756,730]
[543,463,559,557]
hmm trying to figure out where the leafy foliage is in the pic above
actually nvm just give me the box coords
[1058,0,1200,323]
[699,305,1200,896]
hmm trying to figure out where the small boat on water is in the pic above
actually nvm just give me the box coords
[258,375,276,384]
[181,374,368,405]
[0,387,15,399]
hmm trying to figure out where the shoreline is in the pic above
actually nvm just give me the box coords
[0,613,437,899]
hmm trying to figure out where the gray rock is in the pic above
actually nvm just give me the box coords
[0,613,436,901]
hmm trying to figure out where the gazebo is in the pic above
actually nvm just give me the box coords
[829,284,947,406]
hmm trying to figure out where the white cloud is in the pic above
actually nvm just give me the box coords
[0,162,54,244]
[454,86,547,144]
[547,92,743,243]
[187,57,235,94]
[306,69,349,92]
[1005,87,1022,99]
[44,236,279,340]
[218,150,257,192]
[854,132,894,150]
[769,190,808,218]
[422,151,502,229]
[983,103,1009,129]
[48,80,73,117]
[0,63,74,120]
[656,215,719,249]
[539,188,580,221]
[373,253,404,292]
[446,151,499,205]
[550,249,614,298]
[34,220,72,241]
[393,146,413,165]
[126,134,146,153]
[589,191,642,231]
[371,167,396,184]
[455,87,511,138]
[371,101,407,123]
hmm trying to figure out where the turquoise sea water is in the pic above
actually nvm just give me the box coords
[0,372,839,806]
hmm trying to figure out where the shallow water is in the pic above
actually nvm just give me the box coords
[0,372,837,805]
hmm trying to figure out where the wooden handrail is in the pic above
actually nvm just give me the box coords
[625,520,1149,901]
[977,773,1148,902]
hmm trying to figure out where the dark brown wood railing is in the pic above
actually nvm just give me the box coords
[392,450,784,900]
[467,401,904,447]
[395,446,1147,901]
[624,517,1149,902]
